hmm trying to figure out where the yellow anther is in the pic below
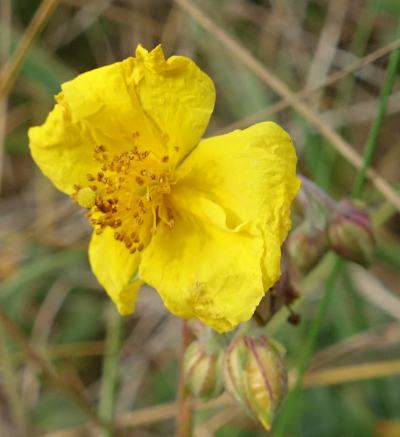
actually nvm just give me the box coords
[77,187,96,209]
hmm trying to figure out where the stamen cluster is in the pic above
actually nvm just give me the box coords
[71,133,173,254]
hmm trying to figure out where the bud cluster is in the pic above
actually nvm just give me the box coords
[287,191,376,274]
[183,325,287,430]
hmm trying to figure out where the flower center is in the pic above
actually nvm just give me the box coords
[71,133,175,254]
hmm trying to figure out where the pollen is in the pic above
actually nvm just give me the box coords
[72,140,175,254]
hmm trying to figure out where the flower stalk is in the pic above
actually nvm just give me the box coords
[176,320,194,437]
[98,307,124,437]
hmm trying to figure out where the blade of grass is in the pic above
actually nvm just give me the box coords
[0,306,103,428]
[0,23,76,94]
[274,15,400,436]
[273,257,344,436]
[0,0,59,99]
[0,0,11,193]
[313,3,378,191]
[308,322,400,371]
[353,22,400,197]
[302,359,400,387]
[175,0,400,213]
[0,321,28,436]
[350,265,400,321]
[0,248,84,300]
[60,0,163,37]
[41,351,400,437]
[0,341,105,367]
[98,306,123,437]
[217,37,400,135]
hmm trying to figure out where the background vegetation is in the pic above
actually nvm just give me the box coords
[1,0,400,436]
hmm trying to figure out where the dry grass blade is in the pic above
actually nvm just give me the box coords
[218,38,400,134]
[305,0,348,104]
[60,0,163,36]
[175,0,400,212]
[0,341,105,368]
[43,396,232,436]
[49,0,113,49]
[350,265,400,320]
[302,359,400,387]
[308,323,400,371]
[42,353,400,436]
[0,0,11,193]
[194,408,241,435]
[0,321,28,436]
[0,0,59,99]
[0,307,103,428]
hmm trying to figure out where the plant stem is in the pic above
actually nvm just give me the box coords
[298,174,337,209]
[273,258,343,436]
[353,23,400,197]
[98,307,124,437]
[176,320,194,437]
[274,17,400,437]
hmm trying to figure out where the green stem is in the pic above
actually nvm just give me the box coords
[353,24,400,197]
[98,307,123,437]
[314,3,377,192]
[273,258,343,436]
[274,17,400,437]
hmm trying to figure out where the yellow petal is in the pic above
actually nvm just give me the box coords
[29,103,100,194]
[139,122,299,332]
[175,121,301,289]
[132,45,215,166]
[29,45,215,193]
[28,63,155,194]
[89,228,143,315]
[58,56,161,153]
[139,212,265,333]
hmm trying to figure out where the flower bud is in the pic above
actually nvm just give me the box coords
[183,341,224,400]
[328,199,375,266]
[287,223,327,274]
[222,332,287,430]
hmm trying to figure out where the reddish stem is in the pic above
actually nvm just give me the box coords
[176,320,193,437]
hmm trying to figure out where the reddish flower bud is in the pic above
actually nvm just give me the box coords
[328,199,375,266]
[287,223,327,274]
[222,332,287,430]
[183,341,224,400]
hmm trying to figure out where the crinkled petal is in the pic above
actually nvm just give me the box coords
[89,228,143,315]
[139,207,265,333]
[28,59,160,194]
[175,121,300,289]
[29,45,215,193]
[140,122,299,332]
[28,103,100,194]
[132,45,215,166]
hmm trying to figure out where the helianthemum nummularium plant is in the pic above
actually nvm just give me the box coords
[29,45,300,333]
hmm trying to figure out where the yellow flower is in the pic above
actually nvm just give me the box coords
[29,45,300,333]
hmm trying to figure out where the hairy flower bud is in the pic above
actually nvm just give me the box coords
[222,332,287,430]
[183,341,224,400]
[287,223,327,274]
[328,199,375,266]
